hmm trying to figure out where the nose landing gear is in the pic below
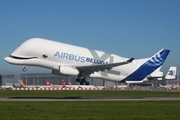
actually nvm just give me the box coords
[23,66,26,72]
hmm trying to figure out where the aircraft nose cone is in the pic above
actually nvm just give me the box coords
[4,57,9,62]
[4,57,10,63]
[4,56,14,64]
[4,55,29,65]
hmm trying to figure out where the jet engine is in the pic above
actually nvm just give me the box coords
[59,66,79,76]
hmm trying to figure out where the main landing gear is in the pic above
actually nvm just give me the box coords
[76,78,90,85]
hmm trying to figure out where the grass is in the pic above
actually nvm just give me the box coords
[0,90,180,119]
[0,101,180,120]
[0,90,180,98]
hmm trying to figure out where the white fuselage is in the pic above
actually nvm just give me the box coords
[4,38,169,82]
[1,85,12,89]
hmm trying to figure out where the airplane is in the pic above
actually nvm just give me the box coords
[1,85,12,89]
[37,80,53,88]
[61,80,97,88]
[45,80,64,88]
[114,84,130,90]
[4,38,170,85]
[173,85,180,90]
[165,66,179,90]
[165,66,177,79]
[12,83,22,88]
[20,81,32,88]
[47,79,104,89]
[46,80,90,88]
[159,83,175,91]
[61,80,79,88]
[46,80,53,86]
[46,80,55,86]
[62,80,71,87]
[143,66,177,82]
[20,81,52,88]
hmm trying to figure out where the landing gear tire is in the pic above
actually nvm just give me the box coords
[85,82,90,85]
[76,77,89,86]
[80,81,84,85]
[76,78,80,82]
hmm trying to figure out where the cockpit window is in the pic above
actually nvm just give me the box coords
[9,55,37,59]
[42,54,48,58]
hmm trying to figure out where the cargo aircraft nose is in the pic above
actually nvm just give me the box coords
[4,56,11,63]
[4,56,18,64]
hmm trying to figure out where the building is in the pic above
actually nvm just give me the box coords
[20,73,104,86]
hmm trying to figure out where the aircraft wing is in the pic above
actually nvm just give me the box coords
[146,75,164,80]
[76,58,134,73]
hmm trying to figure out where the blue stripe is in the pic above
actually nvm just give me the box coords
[122,49,170,82]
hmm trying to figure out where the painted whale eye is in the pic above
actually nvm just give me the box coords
[42,54,48,58]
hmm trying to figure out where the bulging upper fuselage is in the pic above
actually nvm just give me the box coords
[4,38,137,81]
[4,38,170,82]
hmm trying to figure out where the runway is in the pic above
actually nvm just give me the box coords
[1,97,180,101]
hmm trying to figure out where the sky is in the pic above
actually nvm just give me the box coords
[0,0,180,76]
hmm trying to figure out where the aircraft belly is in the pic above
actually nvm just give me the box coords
[89,71,125,82]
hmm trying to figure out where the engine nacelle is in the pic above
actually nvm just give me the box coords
[59,66,79,76]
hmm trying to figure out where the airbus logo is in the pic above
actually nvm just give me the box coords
[147,49,168,67]
[54,51,109,65]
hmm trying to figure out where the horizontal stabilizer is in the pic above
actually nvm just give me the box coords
[125,81,143,84]
[127,58,134,63]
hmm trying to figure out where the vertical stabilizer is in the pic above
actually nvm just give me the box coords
[165,66,177,79]
[124,49,170,81]
[20,81,26,87]
[46,80,52,86]
[13,83,16,88]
